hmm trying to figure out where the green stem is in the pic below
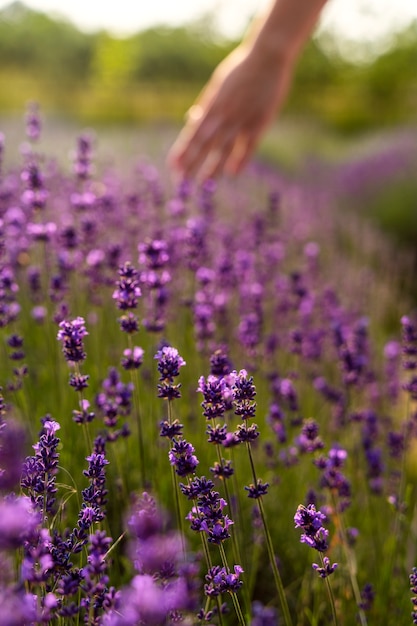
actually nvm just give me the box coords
[128,336,146,487]
[319,553,338,626]
[332,494,367,626]
[245,439,293,626]
[218,542,246,626]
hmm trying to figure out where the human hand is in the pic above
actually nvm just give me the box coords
[167,42,295,182]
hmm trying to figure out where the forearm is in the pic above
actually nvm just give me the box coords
[243,0,328,64]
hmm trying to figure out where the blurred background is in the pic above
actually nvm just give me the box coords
[0,0,416,130]
[0,0,416,264]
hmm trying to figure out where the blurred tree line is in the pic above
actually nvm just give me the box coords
[0,1,416,130]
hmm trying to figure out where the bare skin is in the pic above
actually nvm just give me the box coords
[168,0,328,182]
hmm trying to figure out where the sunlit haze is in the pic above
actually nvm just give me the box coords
[0,0,416,45]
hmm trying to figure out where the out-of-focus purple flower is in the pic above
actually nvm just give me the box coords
[245,479,269,499]
[359,582,375,611]
[72,133,94,180]
[210,459,234,480]
[384,340,401,402]
[235,422,259,443]
[209,347,233,377]
[250,600,278,625]
[0,418,26,491]
[0,587,37,625]
[121,346,144,370]
[57,317,88,363]
[118,312,139,334]
[401,315,417,371]
[410,566,417,624]
[25,101,42,141]
[0,495,41,549]
[113,262,141,311]
[159,419,183,439]
[138,239,169,270]
[21,163,48,210]
[296,418,324,453]
[105,574,188,626]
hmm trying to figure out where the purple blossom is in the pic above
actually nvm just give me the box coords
[25,101,42,141]
[312,556,338,578]
[168,438,199,477]
[0,495,41,549]
[57,317,88,363]
[155,346,186,381]
[121,346,144,370]
[210,459,234,480]
[21,418,60,515]
[155,345,186,399]
[113,262,141,311]
[245,479,269,499]
[0,418,26,491]
[73,132,94,180]
[204,565,244,596]
[401,315,417,370]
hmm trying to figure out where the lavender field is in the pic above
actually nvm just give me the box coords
[0,107,416,625]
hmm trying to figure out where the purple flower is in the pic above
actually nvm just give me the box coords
[312,556,338,578]
[0,418,27,491]
[210,459,234,480]
[0,587,37,625]
[155,346,186,382]
[155,346,186,400]
[410,566,417,623]
[57,317,88,363]
[0,495,41,549]
[168,438,199,477]
[204,565,244,596]
[25,101,42,141]
[198,375,228,420]
[121,346,144,370]
[113,262,141,311]
[401,315,417,370]
[294,503,327,535]
[206,423,228,444]
[245,479,269,499]
[73,132,94,180]
[294,504,330,552]
[21,418,60,515]
[159,419,183,439]
[251,600,278,626]
[118,312,139,334]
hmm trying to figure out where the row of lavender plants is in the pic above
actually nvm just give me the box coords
[0,104,416,625]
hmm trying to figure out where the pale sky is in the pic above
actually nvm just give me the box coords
[0,0,416,45]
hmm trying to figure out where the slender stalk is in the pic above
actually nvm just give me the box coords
[168,399,186,555]
[75,363,93,454]
[245,439,293,626]
[214,441,250,618]
[318,553,338,626]
[331,493,367,626]
[218,542,246,626]
[128,335,146,488]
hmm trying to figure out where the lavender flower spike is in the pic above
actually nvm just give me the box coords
[57,317,88,363]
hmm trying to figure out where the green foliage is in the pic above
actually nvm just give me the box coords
[0,1,96,85]
[0,1,417,130]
